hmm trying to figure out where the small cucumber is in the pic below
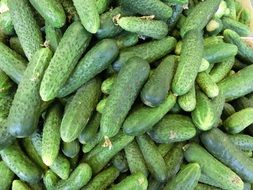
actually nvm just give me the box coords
[206,18,223,36]
[157,143,174,157]
[239,9,251,26]
[167,5,183,32]
[228,134,253,151]
[178,86,196,112]
[95,0,111,14]
[0,161,15,190]
[9,36,26,57]
[141,55,177,107]
[112,151,128,173]
[96,97,107,114]
[115,32,139,50]
[214,1,227,18]
[225,0,236,19]
[0,11,14,35]
[204,36,224,47]
[222,103,236,119]
[49,154,70,180]
[62,140,80,158]
[43,170,59,190]
[45,22,62,52]
[199,59,210,73]
[12,180,31,190]
[101,75,116,95]
[82,133,102,153]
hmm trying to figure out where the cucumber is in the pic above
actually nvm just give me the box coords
[96,97,107,114]
[62,140,80,158]
[40,21,92,101]
[222,103,236,119]
[206,18,223,36]
[73,0,100,33]
[84,166,120,190]
[157,143,174,157]
[0,11,14,35]
[180,0,221,37]
[172,29,203,96]
[178,86,196,112]
[195,183,221,190]
[123,93,176,136]
[115,32,139,50]
[183,143,244,190]
[69,154,80,170]
[111,172,148,190]
[55,163,92,190]
[0,42,27,83]
[61,78,101,142]
[214,1,227,18]
[117,16,168,39]
[239,9,251,26]
[58,39,118,97]
[95,0,110,14]
[223,29,253,64]
[162,0,188,5]
[82,133,102,153]
[124,140,149,177]
[9,36,26,57]
[8,0,43,60]
[147,176,164,190]
[228,134,253,151]
[0,142,42,183]
[101,75,116,95]
[137,134,168,182]
[149,114,197,144]
[141,55,177,107]
[201,128,253,183]
[43,170,59,190]
[199,173,221,189]
[112,151,128,173]
[12,180,31,190]
[199,59,210,73]
[29,0,66,28]
[164,163,201,190]
[45,22,62,52]
[49,154,70,180]
[210,90,225,128]
[233,59,248,70]
[0,161,15,190]
[100,57,150,138]
[85,131,134,174]
[167,5,183,32]
[61,0,79,22]
[120,0,172,20]
[225,0,236,19]
[112,36,176,72]
[204,36,224,47]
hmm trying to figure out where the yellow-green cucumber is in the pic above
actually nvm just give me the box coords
[178,86,196,112]
[12,180,31,190]
[0,161,15,190]
[43,170,59,190]
[101,75,117,95]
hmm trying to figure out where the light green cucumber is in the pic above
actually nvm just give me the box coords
[239,9,251,26]
[199,59,210,73]
[157,143,174,157]
[49,154,70,180]
[43,170,59,190]
[12,180,31,190]
[0,11,14,35]
[214,0,227,18]
[178,86,196,112]
[95,0,111,14]
[62,140,80,158]
[96,97,107,114]
[225,0,236,19]
[203,36,224,47]
[115,32,139,49]
[9,36,26,57]
[0,161,15,190]
[101,75,116,95]
[45,22,62,52]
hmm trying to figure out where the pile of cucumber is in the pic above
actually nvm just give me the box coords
[0,0,253,189]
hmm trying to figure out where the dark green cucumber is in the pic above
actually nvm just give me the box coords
[100,57,150,138]
[55,163,92,190]
[58,39,118,97]
[101,75,116,95]
[123,92,176,136]
[0,42,27,83]
[172,29,203,96]
[43,170,59,190]
[0,161,15,190]
[117,16,168,39]
[137,134,168,182]
[180,0,221,37]
[82,133,102,153]
[45,22,62,52]
[141,55,177,107]
[73,0,99,33]
[0,142,42,183]
[115,32,139,50]
[62,140,80,158]
[85,131,134,174]
[228,134,253,151]
[8,0,43,60]
[0,11,14,35]
[234,96,253,111]
[167,4,183,32]
[124,140,149,177]
[9,36,26,57]
[12,180,31,190]
[112,36,176,72]
[112,151,128,173]
[120,0,172,20]
[147,176,164,190]
[29,0,66,28]
[201,128,253,183]
[183,143,244,190]
[95,0,111,14]
[222,103,236,119]
[164,163,200,190]
[111,172,148,190]
[157,143,174,157]
[210,90,225,128]
[149,114,197,144]
[225,0,236,19]
[7,48,52,137]
[40,21,91,101]
[178,86,196,112]
[61,77,101,142]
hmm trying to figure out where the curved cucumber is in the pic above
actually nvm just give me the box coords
[178,86,196,112]
[115,32,139,50]
[45,22,62,52]
[62,140,80,158]
[43,170,59,190]
[0,161,15,190]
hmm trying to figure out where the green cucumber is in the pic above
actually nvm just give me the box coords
[162,0,188,5]
[124,140,149,177]
[40,21,92,101]
[149,114,197,144]
[111,172,148,190]
[239,9,251,26]
[0,119,14,151]
[199,59,210,73]
[9,36,26,57]
[115,32,139,50]
[228,134,253,151]
[58,39,118,97]
[206,18,223,36]
[172,29,203,96]
[201,128,253,183]
[83,166,119,190]
[214,1,227,18]
[147,176,164,190]
[194,183,221,190]
[0,161,15,190]
[183,143,244,190]
[123,92,176,136]
[29,0,66,28]
[61,77,101,142]
[204,36,224,47]
[82,133,102,153]
[55,163,92,190]
[120,0,172,20]
[8,0,43,60]
[62,140,80,158]
[112,151,128,173]
[73,0,100,33]
[178,86,196,112]
[225,0,236,19]
[0,142,42,183]
[100,57,150,138]
[12,180,31,190]
[180,0,221,37]
[112,36,176,72]
[0,70,14,96]
[101,75,116,95]
[164,163,201,190]
[157,143,174,157]
[7,48,52,137]
[141,55,177,107]
[69,154,80,170]
[61,0,79,22]
[222,103,236,119]
[45,22,62,52]
[167,5,183,32]
[210,91,225,128]
[137,134,168,182]
[96,97,107,114]
[117,16,168,39]
[0,11,14,35]
[199,173,221,189]
[95,0,111,14]
[43,170,59,190]
[50,154,70,180]
[0,42,27,83]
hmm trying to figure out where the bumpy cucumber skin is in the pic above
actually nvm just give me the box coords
[180,0,221,37]
[239,9,251,26]
[45,22,62,52]
[157,143,174,157]
[0,119,14,150]
[201,128,253,183]
[228,134,253,151]
[12,180,31,190]
[40,22,91,101]
[225,0,236,19]
[95,0,111,14]
[211,90,225,128]
[172,29,203,96]
[112,151,128,172]
[115,32,139,50]
[113,36,176,72]
[0,161,15,190]
[43,170,59,190]
[58,39,118,97]
[118,16,168,39]
[29,0,66,28]
[7,48,52,137]
[8,0,43,61]
[199,59,210,73]
[0,70,14,96]
[100,57,150,138]
[178,86,196,112]
[50,154,70,180]
[184,143,244,190]
[73,0,100,33]
[0,142,42,183]
[9,37,26,57]
[137,134,168,182]
[62,140,80,158]
[101,75,116,95]
[0,11,14,35]
[141,56,177,107]
[0,42,27,83]
[61,78,101,142]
